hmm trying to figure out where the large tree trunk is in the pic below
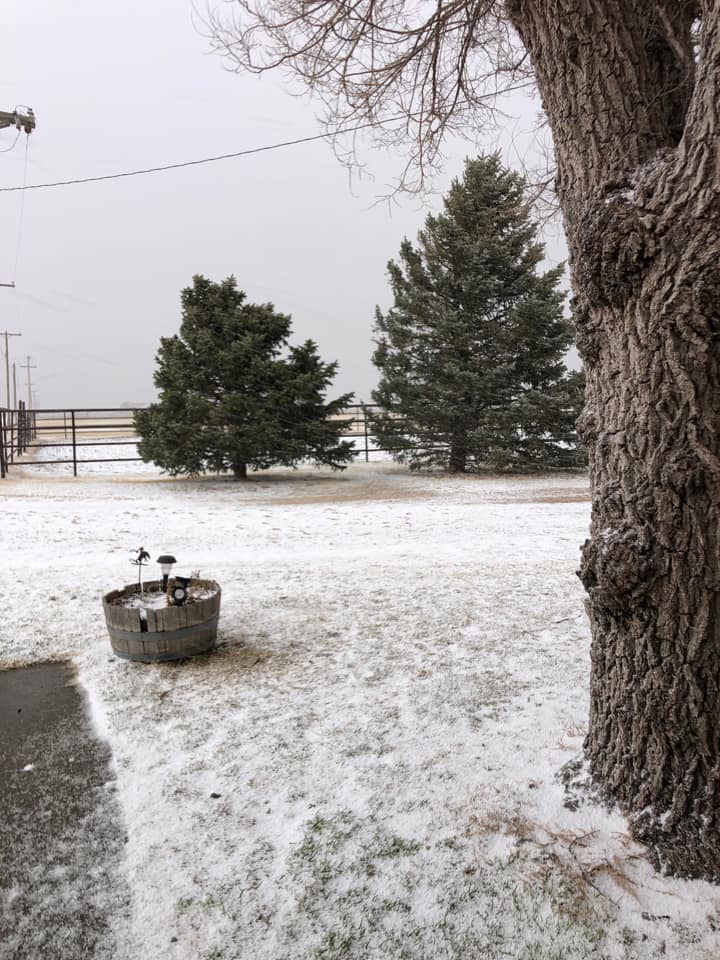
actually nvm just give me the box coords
[232,461,248,480]
[509,0,720,878]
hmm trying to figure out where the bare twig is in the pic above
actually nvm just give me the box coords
[205,0,536,197]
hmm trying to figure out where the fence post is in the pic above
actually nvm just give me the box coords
[0,411,6,478]
[363,405,370,462]
[71,410,77,476]
[17,402,24,456]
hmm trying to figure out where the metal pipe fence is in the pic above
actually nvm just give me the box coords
[0,404,394,477]
[0,402,37,478]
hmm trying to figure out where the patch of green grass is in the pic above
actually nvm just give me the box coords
[375,835,423,859]
[279,810,619,960]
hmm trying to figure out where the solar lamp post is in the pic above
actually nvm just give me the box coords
[157,554,177,591]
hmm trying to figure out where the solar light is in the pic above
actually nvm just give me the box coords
[157,554,177,591]
[170,576,191,607]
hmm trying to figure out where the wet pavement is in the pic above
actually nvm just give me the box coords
[0,662,130,959]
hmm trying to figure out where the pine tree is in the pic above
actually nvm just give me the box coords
[135,276,355,478]
[371,155,583,472]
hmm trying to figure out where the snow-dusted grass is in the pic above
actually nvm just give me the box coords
[2,462,719,959]
[18,440,158,476]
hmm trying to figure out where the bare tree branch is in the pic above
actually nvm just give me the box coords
[207,0,534,195]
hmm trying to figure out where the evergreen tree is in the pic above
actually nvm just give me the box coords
[135,276,354,478]
[371,155,583,472]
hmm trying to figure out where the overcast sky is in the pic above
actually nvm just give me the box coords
[2,0,567,409]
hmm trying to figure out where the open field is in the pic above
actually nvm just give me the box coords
[1,461,719,959]
[21,406,371,447]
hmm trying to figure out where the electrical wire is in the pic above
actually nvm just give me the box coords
[0,130,21,153]
[12,135,30,281]
[0,115,409,194]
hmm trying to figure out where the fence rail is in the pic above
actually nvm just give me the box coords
[0,404,388,478]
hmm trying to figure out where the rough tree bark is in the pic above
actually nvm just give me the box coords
[508,0,720,878]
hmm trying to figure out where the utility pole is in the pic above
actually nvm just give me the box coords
[1,330,21,408]
[12,362,17,408]
[22,355,35,409]
[1,105,34,408]
[0,107,35,134]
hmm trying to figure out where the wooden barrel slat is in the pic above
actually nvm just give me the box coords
[186,602,207,627]
[117,601,134,633]
[124,607,137,633]
[126,637,144,657]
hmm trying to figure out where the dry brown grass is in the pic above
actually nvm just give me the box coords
[483,490,590,505]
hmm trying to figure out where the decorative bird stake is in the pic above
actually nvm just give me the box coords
[130,546,151,593]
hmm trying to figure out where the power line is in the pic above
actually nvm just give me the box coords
[0,130,20,154]
[0,115,408,194]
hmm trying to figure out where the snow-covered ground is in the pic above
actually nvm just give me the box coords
[2,460,719,959]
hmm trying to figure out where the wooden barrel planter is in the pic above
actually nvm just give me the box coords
[102,579,222,662]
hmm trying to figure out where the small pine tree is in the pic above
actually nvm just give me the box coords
[371,155,584,472]
[135,276,355,478]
